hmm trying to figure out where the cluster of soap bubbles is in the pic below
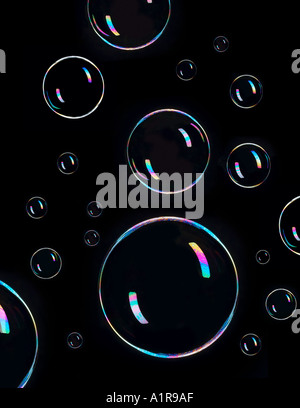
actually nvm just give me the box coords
[1,0,298,387]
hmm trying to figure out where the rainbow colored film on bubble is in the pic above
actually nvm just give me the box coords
[82,67,92,83]
[145,159,160,180]
[0,304,10,334]
[292,226,300,241]
[129,292,149,325]
[235,162,244,179]
[236,89,243,102]
[56,88,65,103]
[248,80,257,94]
[189,242,210,278]
[179,128,192,147]
[251,150,262,169]
[105,15,120,36]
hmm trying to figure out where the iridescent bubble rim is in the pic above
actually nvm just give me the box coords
[87,0,171,51]
[98,216,239,359]
[42,56,105,120]
[126,109,211,194]
[0,280,38,388]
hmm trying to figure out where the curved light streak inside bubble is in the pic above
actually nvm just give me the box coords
[188,242,210,278]
[82,67,92,83]
[105,15,120,36]
[235,162,244,179]
[251,150,262,169]
[129,292,149,325]
[236,88,243,102]
[145,159,160,180]
[292,226,300,241]
[99,216,239,359]
[248,80,257,94]
[0,304,10,334]
[56,88,65,103]
[178,128,192,148]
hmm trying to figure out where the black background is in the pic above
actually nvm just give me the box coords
[1,0,300,401]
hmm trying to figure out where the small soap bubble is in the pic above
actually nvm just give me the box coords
[226,143,270,188]
[176,59,197,81]
[67,332,83,349]
[87,201,103,218]
[213,36,229,52]
[26,197,48,219]
[255,250,270,265]
[30,247,62,279]
[57,152,79,175]
[230,74,263,108]
[265,288,297,320]
[84,230,100,246]
[240,333,261,356]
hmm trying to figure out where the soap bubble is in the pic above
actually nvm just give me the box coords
[57,152,79,175]
[279,196,300,255]
[265,288,297,320]
[26,197,48,219]
[99,217,239,358]
[84,230,100,246]
[43,56,104,119]
[30,248,62,279]
[67,332,83,349]
[240,333,261,356]
[0,280,38,387]
[226,143,271,188]
[230,75,263,108]
[87,201,103,217]
[87,0,171,50]
[213,36,229,52]
[255,250,270,265]
[176,60,197,81]
[127,109,210,193]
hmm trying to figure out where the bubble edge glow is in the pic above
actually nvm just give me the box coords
[98,216,239,359]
